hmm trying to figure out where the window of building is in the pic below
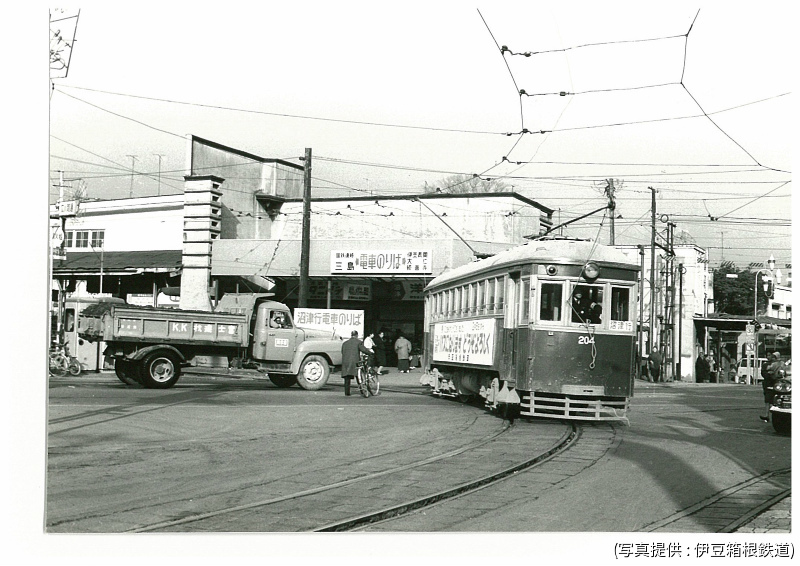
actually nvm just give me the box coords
[539,282,563,322]
[64,231,73,248]
[570,284,603,325]
[91,230,105,248]
[74,231,89,248]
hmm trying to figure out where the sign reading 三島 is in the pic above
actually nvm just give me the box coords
[432,318,495,365]
[331,250,431,274]
[293,308,364,339]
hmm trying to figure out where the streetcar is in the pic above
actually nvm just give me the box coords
[420,237,639,421]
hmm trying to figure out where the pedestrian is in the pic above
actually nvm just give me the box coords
[363,331,376,370]
[395,332,412,373]
[695,350,710,383]
[647,348,663,383]
[373,330,387,375]
[721,349,732,383]
[707,353,717,383]
[341,330,372,396]
[760,352,787,422]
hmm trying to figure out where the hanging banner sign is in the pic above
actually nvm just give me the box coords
[331,250,432,274]
[432,318,495,366]
[293,308,364,339]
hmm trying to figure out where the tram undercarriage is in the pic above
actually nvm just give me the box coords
[421,367,629,421]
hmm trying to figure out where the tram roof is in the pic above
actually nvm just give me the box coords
[427,238,639,290]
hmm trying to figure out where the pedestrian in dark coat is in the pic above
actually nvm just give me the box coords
[373,330,387,375]
[695,350,710,383]
[647,349,663,382]
[341,330,372,396]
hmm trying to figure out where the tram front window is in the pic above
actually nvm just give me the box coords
[571,284,603,325]
[611,287,630,321]
[539,282,563,322]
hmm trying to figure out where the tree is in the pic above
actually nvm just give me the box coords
[713,261,765,317]
[422,174,508,194]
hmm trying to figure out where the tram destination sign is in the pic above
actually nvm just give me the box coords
[432,318,495,366]
[330,250,431,274]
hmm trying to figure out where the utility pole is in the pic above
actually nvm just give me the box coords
[649,187,656,355]
[604,179,617,245]
[126,155,138,198]
[298,148,312,308]
[153,154,165,196]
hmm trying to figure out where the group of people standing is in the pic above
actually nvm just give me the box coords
[340,329,415,396]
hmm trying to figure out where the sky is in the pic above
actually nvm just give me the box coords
[44,1,793,271]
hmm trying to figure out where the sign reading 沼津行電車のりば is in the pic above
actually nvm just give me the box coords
[330,250,431,274]
[432,319,495,366]
[293,308,364,340]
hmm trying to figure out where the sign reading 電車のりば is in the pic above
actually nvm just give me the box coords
[330,250,432,274]
[293,308,365,339]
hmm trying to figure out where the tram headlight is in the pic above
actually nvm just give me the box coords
[546,265,558,276]
[582,261,600,280]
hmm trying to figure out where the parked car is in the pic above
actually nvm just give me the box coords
[731,357,768,383]
[769,360,791,435]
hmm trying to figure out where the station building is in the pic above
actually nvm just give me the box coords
[51,135,555,359]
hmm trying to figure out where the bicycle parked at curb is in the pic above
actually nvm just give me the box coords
[356,353,380,397]
[49,340,81,377]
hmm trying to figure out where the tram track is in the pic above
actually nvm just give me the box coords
[124,420,575,533]
[639,468,791,533]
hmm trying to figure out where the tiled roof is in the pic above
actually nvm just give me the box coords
[52,250,183,274]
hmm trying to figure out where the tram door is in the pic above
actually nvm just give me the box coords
[502,272,530,387]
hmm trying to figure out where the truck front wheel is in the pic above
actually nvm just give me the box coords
[269,374,297,388]
[140,351,182,389]
[114,359,140,386]
[296,355,330,391]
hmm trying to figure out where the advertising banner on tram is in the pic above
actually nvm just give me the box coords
[432,318,495,365]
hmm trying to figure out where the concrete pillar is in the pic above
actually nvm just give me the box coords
[180,175,223,311]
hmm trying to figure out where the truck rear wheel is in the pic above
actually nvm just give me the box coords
[139,351,181,389]
[269,374,297,388]
[114,359,140,386]
[296,355,330,391]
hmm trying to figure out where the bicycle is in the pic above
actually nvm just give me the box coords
[356,354,380,397]
[49,341,81,377]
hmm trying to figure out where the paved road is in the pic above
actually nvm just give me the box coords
[39,368,792,563]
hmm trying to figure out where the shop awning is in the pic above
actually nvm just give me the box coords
[52,250,183,276]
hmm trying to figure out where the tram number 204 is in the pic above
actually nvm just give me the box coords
[578,336,595,345]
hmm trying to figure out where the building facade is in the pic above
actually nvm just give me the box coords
[50,136,554,359]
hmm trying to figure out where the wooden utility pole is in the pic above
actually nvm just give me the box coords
[298,148,312,308]
[649,187,656,354]
[604,179,617,245]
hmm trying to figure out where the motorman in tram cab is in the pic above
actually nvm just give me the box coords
[571,289,602,325]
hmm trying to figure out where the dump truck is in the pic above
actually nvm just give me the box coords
[78,293,344,390]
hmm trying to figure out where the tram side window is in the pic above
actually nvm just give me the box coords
[496,279,504,312]
[571,284,603,325]
[539,282,562,322]
[519,277,531,325]
[487,278,496,312]
[611,287,630,321]
[477,281,485,314]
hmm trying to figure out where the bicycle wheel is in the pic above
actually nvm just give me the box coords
[49,354,69,377]
[366,367,380,396]
[68,357,82,376]
[357,366,370,397]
